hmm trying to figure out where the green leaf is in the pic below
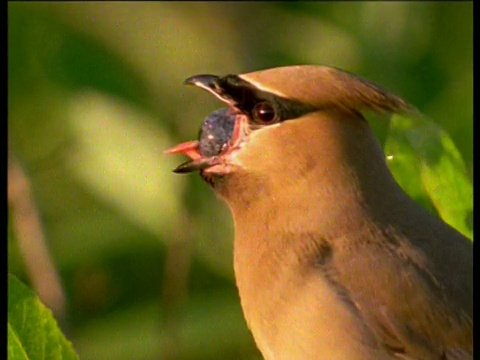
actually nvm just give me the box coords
[385,115,473,240]
[8,274,79,360]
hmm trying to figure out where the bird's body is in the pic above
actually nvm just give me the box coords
[166,66,472,359]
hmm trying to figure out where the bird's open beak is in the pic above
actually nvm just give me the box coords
[163,140,219,173]
[164,75,249,174]
[164,115,248,174]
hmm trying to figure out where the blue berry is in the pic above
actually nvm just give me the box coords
[198,108,236,157]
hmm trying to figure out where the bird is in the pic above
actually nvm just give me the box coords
[165,65,473,359]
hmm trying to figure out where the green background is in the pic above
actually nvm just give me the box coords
[8,2,472,360]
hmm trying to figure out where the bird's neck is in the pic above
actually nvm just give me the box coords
[217,112,410,319]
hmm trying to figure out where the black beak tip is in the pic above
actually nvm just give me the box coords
[183,74,220,87]
[172,158,218,174]
[172,163,194,174]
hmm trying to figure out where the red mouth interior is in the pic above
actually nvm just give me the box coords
[164,140,203,160]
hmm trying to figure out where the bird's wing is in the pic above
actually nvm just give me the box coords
[443,348,474,360]
[324,227,472,359]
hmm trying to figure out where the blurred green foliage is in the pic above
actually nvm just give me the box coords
[8,3,472,360]
[8,274,79,360]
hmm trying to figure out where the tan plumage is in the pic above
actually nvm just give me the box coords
[168,65,473,359]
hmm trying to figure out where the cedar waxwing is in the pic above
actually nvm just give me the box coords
[166,65,473,360]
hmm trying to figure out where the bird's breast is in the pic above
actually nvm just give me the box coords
[232,225,391,360]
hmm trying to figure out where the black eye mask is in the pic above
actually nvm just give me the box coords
[164,73,314,174]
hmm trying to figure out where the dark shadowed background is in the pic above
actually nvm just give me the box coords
[8,2,472,360]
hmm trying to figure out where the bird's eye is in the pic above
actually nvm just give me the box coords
[252,102,277,124]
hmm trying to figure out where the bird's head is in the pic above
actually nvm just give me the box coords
[166,65,417,212]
